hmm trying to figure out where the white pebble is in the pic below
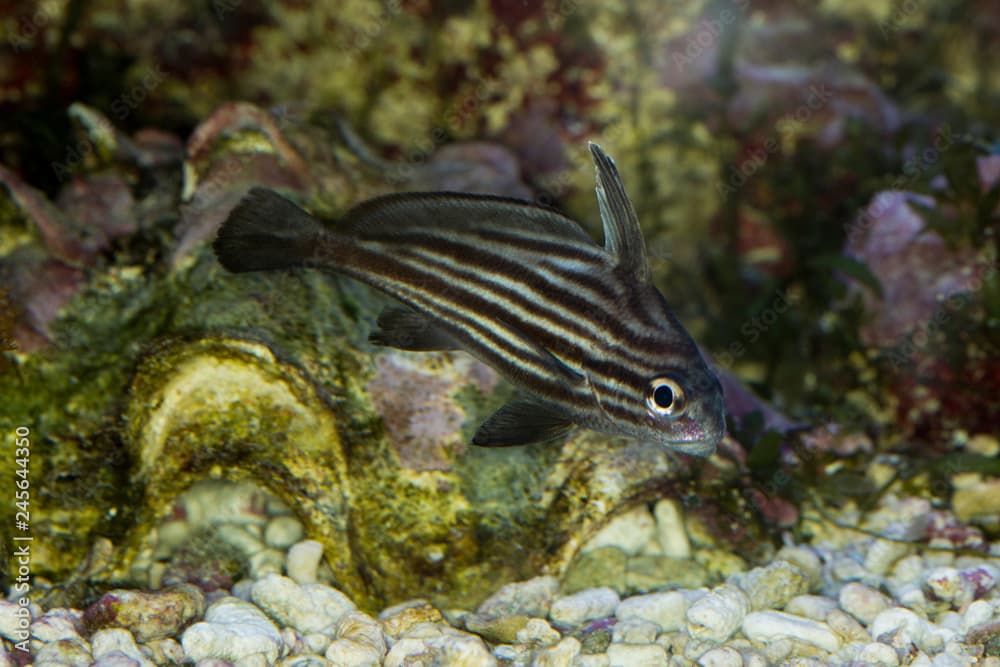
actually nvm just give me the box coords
[611,618,658,644]
[531,635,580,667]
[515,618,560,646]
[0,600,31,643]
[582,505,656,556]
[615,591,687,632]
[91,628,155,667]
[924,567,963,601]
[870,607,928,648]
[686,584,749,643]
[181,596,282,664]
[325,637,382,667]
[696,645,743,667]
[864,538,911,577]
[265,515,305,549]
[742,611,840,653]
[785,595,838,621]
[334,610,386,657]
[251,573,356,635]
[839,582,892,624]
[286,540,324,584]
[574,654,611,667]
[654,499,691,558]
[33,637,94,667]
[92,653,141,667]
[477,576,559,619]
[249,547,286,579]
[30,609,82,642]
[384,625,496,667]
[549,588,620,630]
[856,641,899,666]
[960,599,993,632]
[606,643,668,667]
[932,654,974,667]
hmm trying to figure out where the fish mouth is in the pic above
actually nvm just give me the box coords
[670,438,718,458]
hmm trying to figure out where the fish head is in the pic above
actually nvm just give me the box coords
[640,358,726,456]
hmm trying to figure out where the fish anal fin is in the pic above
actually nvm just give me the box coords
[369,306,460,351]
[472,396,574,447]
[589,143,651,283]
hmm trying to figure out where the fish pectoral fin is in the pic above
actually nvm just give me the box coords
[472,396,575,447]
[369,306,460,351]
[589,143,652,283]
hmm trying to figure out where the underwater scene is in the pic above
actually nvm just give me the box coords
[0,0,998,665]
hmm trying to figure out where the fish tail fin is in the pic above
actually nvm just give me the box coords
[213,187,334,273]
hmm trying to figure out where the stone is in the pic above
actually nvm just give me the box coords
[476,576,559,619]
[463,614,530,645]
[686,584,749,643]
[839,582,892,625]
[606,643,668,667]
[32,638,94,667]
[531,636,581,667]
[516,617,560,646]
[611,618,658,644]
[83,584,205,642]
[653,499,690,558]
[264,515,305,549]
[561,547,628,595]
[696,646,744,667]
[181,596,282,664]
[869,607,929,649]
[549,588,620,630]
[285,540,324,584]
[378,600,445,640]
[383,624,496,667]
[742,611,840,653]
[625,555,709,593]
[582,505,656,556]
[0,600,32,642]
[616,591,687,632]
[90,628,156,667]
[785,595,838,621]
[251,573,355,635]
[31,609,82,642]
[733,560,810,610]
[857,641,900,666]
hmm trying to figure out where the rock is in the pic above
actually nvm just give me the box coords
[774,546,823,588]
[265,515,305,549]
[574,654,611,667]
[285,540,324,584]
[611,618,658,644]
[181,596,282,664]
[248,547,286,579]
[784,595,838,621]
[378,600,445,640]
[732,560,810,610]
[142,637,186,665]
[606,643,668,667]
[32,638,93,667]
[857,641,900,666]
[464,614,530,644]
[0,600,32,642]
[863,538,911,577]
[696,646,744,667]
[653,499,691,558]
[549,588,620,630]
[839,582,892,624]
[625,555,709,593]
[83,584,205,642]
[90,628,156,667]
[742,611,840,653]
[686,584,750,643]
[516,618,560,646]
[278,656,330,667]
[870,607,929,649]
[959,600,994,633]
[561,547,628,594]
[615,591,687,632]
[31,609,82,642]
[383,624,496,667]
[582,505,656,556]
[92,652,142,667]
[826,609,870,643]
[531,636,581,667]
[476,576,559,619]
[251,573,355,635]
[325,637,382,667]
[326,610,386,666]
[924,567,964,602]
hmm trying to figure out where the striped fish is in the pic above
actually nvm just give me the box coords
[213,143,725,455]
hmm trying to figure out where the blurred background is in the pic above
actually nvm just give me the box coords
[1,0,999,603]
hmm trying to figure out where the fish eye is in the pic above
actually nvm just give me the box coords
[646,376,686,417]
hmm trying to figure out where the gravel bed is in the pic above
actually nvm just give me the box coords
[5,480,1000,667]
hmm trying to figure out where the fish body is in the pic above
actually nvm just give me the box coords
[213,144,725,455]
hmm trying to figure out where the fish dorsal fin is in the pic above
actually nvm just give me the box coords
[369,306,460,351]
[472,395,575,447]
[589,143,651,283]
